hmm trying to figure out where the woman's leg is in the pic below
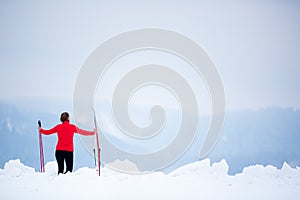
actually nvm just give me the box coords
[55,150,64,174]
[64,151,74,173]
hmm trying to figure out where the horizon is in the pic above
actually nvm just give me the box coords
[1,97,299,113]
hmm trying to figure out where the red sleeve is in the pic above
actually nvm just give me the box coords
[75,126,95,136]
[40,125,58,135]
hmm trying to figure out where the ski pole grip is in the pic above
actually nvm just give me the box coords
[38,120,42,127]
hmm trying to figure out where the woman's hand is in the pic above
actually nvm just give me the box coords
[94,128,97,134]
[38,127,42,132]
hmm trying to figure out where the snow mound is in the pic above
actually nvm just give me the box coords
[170,159,230,179]
[0,159,35,178]
[0,159,300,200]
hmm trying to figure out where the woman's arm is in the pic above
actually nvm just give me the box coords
[75,126,95,136]
[39,125,58,135]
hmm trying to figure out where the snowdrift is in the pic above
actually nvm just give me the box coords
[0,159,299,200]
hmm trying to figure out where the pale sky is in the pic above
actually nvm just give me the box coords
[0,0,300,111]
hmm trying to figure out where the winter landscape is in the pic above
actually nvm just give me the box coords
[1,102,300,199]
[1,1,300,200]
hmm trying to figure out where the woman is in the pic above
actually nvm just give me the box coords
[38,112,95,174]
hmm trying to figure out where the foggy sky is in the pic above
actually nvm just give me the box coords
[0,0,300,111]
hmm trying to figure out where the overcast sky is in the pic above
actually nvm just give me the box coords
[0,0,300,111]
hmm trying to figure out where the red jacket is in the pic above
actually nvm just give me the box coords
[40,121,94,152]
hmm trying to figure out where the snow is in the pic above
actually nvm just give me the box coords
[0,159,299,200]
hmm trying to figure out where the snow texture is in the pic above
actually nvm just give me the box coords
[0,159,299,200]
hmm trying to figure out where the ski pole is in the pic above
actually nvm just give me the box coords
[38,120,45,173]
[92,109,101,176]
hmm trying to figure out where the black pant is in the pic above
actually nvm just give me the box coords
[55,150,73,174]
